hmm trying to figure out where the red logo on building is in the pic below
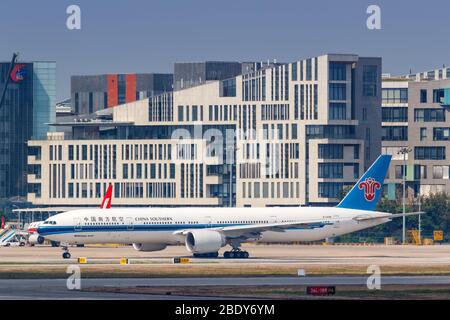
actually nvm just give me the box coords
[358,177,381,201]
[10,64,27,83]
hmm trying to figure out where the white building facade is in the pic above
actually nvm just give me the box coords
[27,54,382,208]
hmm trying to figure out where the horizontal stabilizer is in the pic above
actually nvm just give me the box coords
[354,211,426,221]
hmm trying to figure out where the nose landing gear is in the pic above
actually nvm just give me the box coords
[62,246,71,259]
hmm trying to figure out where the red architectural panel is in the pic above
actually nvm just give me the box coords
[107,74,118,108]
[125,74,137,103]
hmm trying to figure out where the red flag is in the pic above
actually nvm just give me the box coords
[1,216,5,229]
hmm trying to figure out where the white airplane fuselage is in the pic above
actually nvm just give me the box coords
[39,207,390,245]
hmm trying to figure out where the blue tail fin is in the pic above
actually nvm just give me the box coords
[337,154,392,211]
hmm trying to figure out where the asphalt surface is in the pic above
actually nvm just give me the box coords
[1,244,450,266]
[1,244,449,299]
[1,276,450,300]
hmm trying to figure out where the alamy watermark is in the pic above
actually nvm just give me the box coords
[366,265,381,290]
[66,5,81,30]
[66,265,81,290]
[366,5,381,30]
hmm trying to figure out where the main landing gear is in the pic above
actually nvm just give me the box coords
[62,245,71,259]
[223,248,249,259]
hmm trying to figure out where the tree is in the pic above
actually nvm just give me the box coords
[336,193,450,242]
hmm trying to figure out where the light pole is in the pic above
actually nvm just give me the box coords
[397,147,412,244]
[417,193,422,245]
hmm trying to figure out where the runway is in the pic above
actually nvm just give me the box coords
[1,276,450,300]
[1,244,449,299]
[1,244,450,266]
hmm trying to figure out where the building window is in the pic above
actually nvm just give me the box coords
[382,107,408,122]
[82,145,87,160]
[291,124,298,139]
[318,163,344,178]
[192,105,198,121]
[395,165,407,179]
[123,164,128,179]
[314,58,318,81]
[178,105,184,121]
[329,83,346,100]
[307,125,355,139]
[318,182,344,198]
[221,78,236,97]
[420,128,427,141]
[363,65,378,97]
[74,93,79,114]
[414,165,427,180]
[420,89,427,103]
[318,144,343,159]
[381,126,408,141]
[89,92,93,114]
[329,62,346,81]
[104,92,108,108]
[329,103,346,120]
[68,145,74,160]
[306,59,312,81]
[382,88,408,104]
[414,109,445,122]
[68,183,74,198]
[354,145,360,159]
[433,89,445,103]
[415,147,446,160]
[291,62,297,81]
[433,166,449,179]
[433,127,450,141]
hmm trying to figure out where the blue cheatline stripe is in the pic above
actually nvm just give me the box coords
[38,222,328,236]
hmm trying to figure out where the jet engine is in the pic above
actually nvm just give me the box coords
[132,243,167,252]
[28,234,45,245]
[185,230,226,254]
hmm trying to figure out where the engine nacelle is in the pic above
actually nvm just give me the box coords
[132,243,167,252]
[28,234,45,245]
[185,230,226,254]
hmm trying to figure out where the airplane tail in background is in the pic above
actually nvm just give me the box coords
[100,184,113,209]
[337,154,392,211]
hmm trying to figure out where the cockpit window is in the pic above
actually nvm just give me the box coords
[44,221,57,225]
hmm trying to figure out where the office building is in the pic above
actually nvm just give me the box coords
[71,73,173,115]
[0,61,56,200]
[382,68,450,199]
[28,54,382,208]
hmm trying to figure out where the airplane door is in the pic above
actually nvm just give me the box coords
[269,216,277,224]
[126,217,134,231]
[204,216,212,228]
[74,218,82,232]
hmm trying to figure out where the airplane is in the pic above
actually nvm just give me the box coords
[27,184,113,245]
[37,155,423,259]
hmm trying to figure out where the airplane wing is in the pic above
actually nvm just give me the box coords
[353,211,425,221]
[174,219,334,239]
[173,211,425,240]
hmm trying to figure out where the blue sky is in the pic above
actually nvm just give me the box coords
[1,0,449,100]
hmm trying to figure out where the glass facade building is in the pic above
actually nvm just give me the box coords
[0,61,55,200]
[33,62,56,138]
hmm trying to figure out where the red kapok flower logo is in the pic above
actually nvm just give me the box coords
[358,177,381,201]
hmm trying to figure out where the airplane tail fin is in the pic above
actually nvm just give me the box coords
[337,154,391,211]
[100,184,113,209]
